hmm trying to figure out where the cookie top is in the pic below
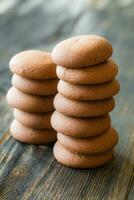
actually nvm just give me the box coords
[57,127,118,154]
[12,74,58,96]
[14,109,52,129]
[52,35,113,68]
[58,79,120,101]
[54,94,115,117]
[51,111,111,138]
[57,59,118,85]
[6,87,54,113]
[53,141,113,168]
[10,120,56,144]
[9,50,57,79]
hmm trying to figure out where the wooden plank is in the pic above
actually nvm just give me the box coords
[0,0,134,199]
[128,182,134,200]
[0,129,133,200]
[0,71,134,200]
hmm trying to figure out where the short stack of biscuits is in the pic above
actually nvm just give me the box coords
[7,50,58,144]
[51,35,120,168]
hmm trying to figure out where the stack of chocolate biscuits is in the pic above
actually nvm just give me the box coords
[52,35,120,168]
[7,50,57,144]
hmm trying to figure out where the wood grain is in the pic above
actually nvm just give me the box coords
[0,0,134,199]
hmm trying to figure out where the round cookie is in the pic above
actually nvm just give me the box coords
[58,79,120,101]
[12,74,58,96]
[51,111,111,138]
[52,35,113,68]
[54,94,115,117]
[9,50,56,80]
[14,109,52,129]
[6,87,54,113]
[53,142,113,168]
[57,59,118,85]
[10,120,57,144]
[58,127,118,154]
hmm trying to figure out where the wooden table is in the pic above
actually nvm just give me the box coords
[0,1,134,199]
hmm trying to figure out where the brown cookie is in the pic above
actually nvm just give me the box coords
[9,50,56,80]
[14,109,52,129]
[10,120,57,144]
[12,74,58,96]
[6,87,54,113]
[58,79,120,101]
[52,35,113,68]
[51,111,111,138]
[57,127,118,154]
[57,59,118,85]
[53,141,113,168]
[54,94,115,117]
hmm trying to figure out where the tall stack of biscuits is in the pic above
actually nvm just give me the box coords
[7,50,57,144]
[52,35,120,168]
